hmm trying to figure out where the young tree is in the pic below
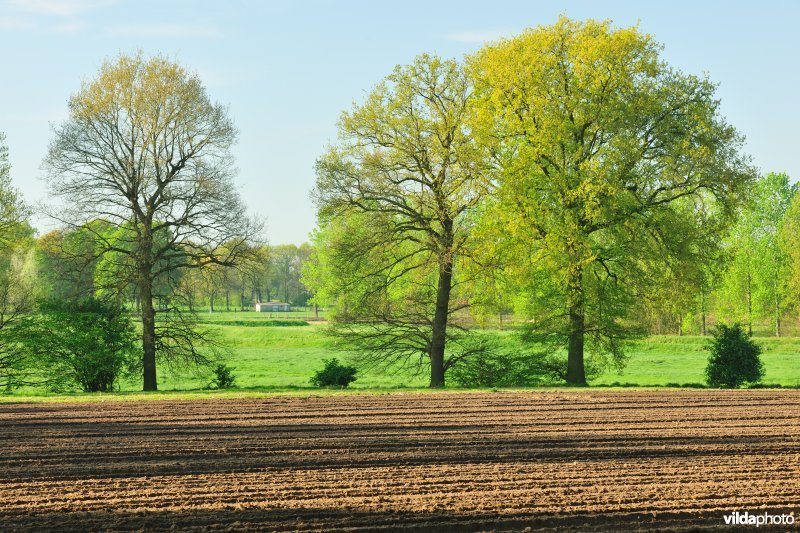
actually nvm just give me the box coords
[13,298,138,392]
[0,132,36,390]
[705,323,763,388]
[309,54,490,387]
[780,185,800,316]
[270,244,302,304]
[470,18,752,384]
[237,244,271,307]
[751,173,794,336]
[717,173,794,335]
[0,132,28,246]
[44,53,261,391]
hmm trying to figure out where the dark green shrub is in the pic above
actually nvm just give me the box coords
[705,323,763,388]
[210,363,236,389]
[449,351,549,387]
[13,298,138,392]
[449,350,603,388]
[310,358,357,388]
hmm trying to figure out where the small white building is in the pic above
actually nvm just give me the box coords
[255,301,291,312]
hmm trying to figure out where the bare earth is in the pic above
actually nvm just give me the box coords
[1,390,799,531]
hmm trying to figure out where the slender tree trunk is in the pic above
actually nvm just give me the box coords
[700,285,707,336]
[746,271,753,336]
[565,267,586,386]
[225,289,230,311]
[429,259,453,388]
[139,261,158,391]
[774,274,781,337]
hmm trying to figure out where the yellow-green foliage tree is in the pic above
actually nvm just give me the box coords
[308,54,490,387]
[780,185,800,315]
[718,173,795,336]
[470,18,753,385]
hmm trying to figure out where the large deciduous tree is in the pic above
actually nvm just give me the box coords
[44,53,261,391]
[308,54,489,387]
[470,18,753,385]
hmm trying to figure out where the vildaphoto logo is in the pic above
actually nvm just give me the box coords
[723,511,795,527]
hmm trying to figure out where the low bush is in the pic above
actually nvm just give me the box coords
[209,363,236,389]
[705,323,763,388]
[310,358,357,388]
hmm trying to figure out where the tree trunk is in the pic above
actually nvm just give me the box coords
[700,285,707,336]
[746,271,753,336]
[565,267,586,386]
[774,274,781,337]
[139,268,158,392]
[429,259,453,388]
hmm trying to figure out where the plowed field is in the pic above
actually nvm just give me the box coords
[1,390,799,531]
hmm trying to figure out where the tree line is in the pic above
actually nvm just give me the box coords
[37,230,313,312]
[303,17,792,388]
[0,18,798,392]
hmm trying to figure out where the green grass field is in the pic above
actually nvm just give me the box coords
[157,312,800,390]
[6,311,800,397]
[156,321,429,390]
[592,335,800,387]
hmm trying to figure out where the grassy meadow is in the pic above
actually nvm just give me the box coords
[155,316,429,391]
[6,311,800,397]
[153,312,800,391]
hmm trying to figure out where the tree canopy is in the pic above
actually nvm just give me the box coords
[308,54,491,387]
[44,53,261,390]
[469,17,753,384]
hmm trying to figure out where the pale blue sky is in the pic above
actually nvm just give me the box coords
[1,0,798,244]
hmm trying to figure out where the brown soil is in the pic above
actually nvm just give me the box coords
[1,390,799,531]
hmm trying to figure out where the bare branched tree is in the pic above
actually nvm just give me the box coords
[44,53,262,391]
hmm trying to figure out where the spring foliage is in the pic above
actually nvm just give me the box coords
[468,17,752,384]
[12,298,138,392]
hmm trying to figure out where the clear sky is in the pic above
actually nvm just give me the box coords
[1,0,798,244]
